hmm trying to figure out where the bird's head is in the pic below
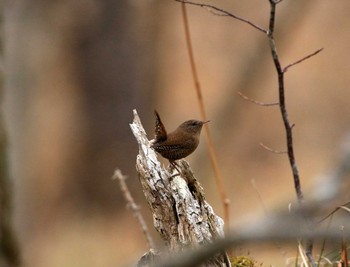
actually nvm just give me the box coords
[178,119,209,134]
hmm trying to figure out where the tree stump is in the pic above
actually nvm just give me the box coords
[130,110,229,267]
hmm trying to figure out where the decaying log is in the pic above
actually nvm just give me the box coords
[130,110,230,267]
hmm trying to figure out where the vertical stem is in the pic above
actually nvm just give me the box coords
[181,3,230,232]
[268,0,303,205]
[268,1,315,266]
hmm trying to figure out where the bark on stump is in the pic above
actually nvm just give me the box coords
[130,110,229,267]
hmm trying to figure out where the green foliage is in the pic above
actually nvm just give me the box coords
[231,255,258,267]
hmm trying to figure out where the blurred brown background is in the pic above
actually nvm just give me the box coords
[2,0,350,266]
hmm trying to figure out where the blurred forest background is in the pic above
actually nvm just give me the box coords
[2,0,350,266]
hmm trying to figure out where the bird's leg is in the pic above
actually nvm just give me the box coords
[169,161,188,181]
[169,160,181,177]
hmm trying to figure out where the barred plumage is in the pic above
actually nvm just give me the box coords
[151,110,209,161]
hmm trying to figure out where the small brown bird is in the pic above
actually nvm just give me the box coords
[151,110,209,162]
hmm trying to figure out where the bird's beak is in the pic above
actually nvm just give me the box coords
[203,120,210,124]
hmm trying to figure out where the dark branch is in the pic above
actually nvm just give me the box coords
[267,0,303,203]
[175,0,268,34]
[283,48,324,73]
[268,1,316,265]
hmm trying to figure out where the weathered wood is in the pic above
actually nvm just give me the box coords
[130,109,229,266]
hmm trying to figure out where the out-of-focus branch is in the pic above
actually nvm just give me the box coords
[237,91,279,107]
[153,213,350,267]
[180,2,230,231]
[113,169,155,249]
[259,142,287,154]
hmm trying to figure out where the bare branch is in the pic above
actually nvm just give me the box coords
[237,91,279,107]
[260,142,287,154]
[283,48,324,73]
[113,169,155,249]
[267,1,319,265]
[175,0,267,34]
[267,0,303,204]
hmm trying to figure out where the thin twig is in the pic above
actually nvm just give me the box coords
[251,179,268,214]
[318,201,350,223]
[113,169,155,249]
[260,142,287,154]
[176,0,267,34]
[180,3,230,230]
[237,91,279,107]
[283,48,324,73]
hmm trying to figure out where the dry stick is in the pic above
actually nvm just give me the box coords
[237,93,288,155]
[283,48,324,73]
[259,142,287,154]
[113,169,155,249]
[237,91,279,107]
[180,3,231,230]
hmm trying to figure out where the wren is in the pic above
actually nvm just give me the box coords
[151,110,209,162]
